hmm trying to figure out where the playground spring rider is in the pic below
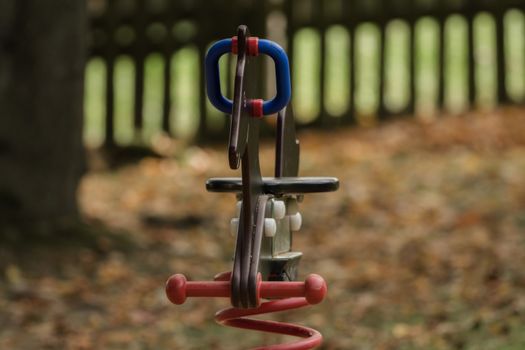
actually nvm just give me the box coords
[166,26,339,349]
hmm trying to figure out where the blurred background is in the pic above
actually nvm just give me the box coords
[1,0,525,349]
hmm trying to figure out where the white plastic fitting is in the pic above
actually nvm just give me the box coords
[272,200,286,220]
[264,218,277,237]
[235,201,242,217]
[230,218,239,237]
[290,212,302,231]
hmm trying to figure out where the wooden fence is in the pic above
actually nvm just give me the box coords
[87,0,525,146]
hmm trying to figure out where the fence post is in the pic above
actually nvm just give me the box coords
[407,1,417,116]
[132,0,146,140]
[466,0,476,108]
[342,0,356,125]
[495,10,508,104]
[103,0,116,147]
[437,15,446,111]
[160,1,174,135]
[315,0,327,127]
[377,22,388,119]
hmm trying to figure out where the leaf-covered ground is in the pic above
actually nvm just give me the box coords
[2,108,525,349]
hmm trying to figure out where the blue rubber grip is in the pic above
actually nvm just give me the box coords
[205,38,291,116]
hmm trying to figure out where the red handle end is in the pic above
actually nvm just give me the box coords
[166,274,187,305]
[304,274,327,305]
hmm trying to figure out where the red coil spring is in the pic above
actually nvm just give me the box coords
[166,272,327,350]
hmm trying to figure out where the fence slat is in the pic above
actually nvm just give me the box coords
[346,26,357,125]
[161,51,172,134]
[316,0,326,126]
[105,59,115,146]
[133,55,145,134]
[408,20,416,115]
[197,43,208,140]
[378,23,387,118]
[437,16,446,110]
[495,11,508,104]
[133,0,146,136]
[467,11,476,106]
[102,0,116,147]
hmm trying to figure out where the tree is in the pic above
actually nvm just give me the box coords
[0,0,86,224]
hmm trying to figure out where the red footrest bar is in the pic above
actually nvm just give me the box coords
[166,273,327,306]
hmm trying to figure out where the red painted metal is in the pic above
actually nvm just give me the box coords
[247,37,259,56]
[215,298,323,350]
[232,36,238,54]
[251,99,264,117]
[231,36,259,56]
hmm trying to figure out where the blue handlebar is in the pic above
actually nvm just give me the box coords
[205,38,291,116]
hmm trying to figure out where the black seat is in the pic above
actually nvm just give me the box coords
[206,177,339,195]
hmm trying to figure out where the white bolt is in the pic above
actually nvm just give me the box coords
[230,218,239,237]
[236,201,242,217]
[264,218,277,237]
[290,212,302,231]
[272,200,286,220]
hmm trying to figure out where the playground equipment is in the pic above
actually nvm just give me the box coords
[165,25,338,349]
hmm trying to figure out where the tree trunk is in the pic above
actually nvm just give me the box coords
[0,0,86,223]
